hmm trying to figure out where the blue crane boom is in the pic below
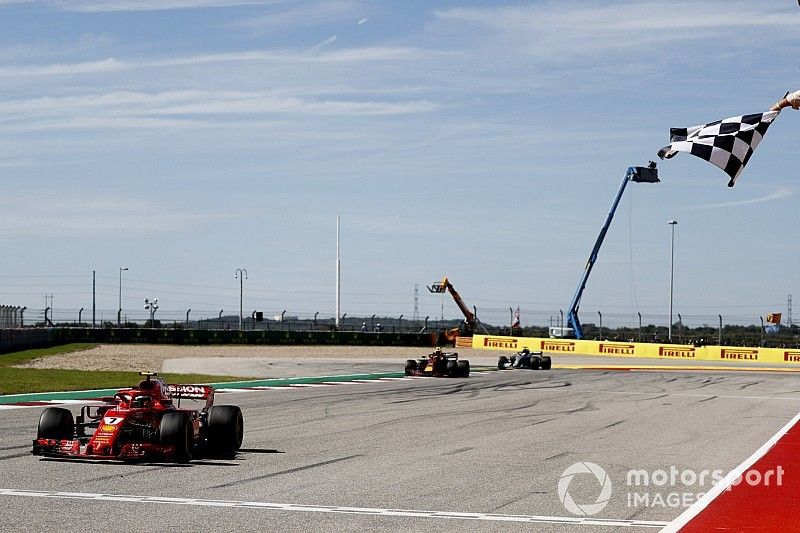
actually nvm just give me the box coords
[566,164,659,339]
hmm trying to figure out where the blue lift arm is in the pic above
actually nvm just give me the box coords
[566,164,659,339]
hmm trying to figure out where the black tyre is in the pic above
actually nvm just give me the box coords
[529,356,541,370]
[447,360,459,377]
[432,358,448,375]
[207,405,244,457]
[457,360,470,377]
[405,359,417,376]
[37,407,74,440]
[541,356,552,370]
[160,411,192,463]
[498,356,508,370]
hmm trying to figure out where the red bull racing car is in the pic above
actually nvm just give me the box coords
[498,348,552,370]
[32,372,243,462]
[405,348,470,377]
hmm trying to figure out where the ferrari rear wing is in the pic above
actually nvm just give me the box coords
[167,384,213,400]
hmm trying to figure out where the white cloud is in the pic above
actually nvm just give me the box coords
[434,2,800,58]
[0,90,438,132]
[234,1,361,32]
[52,0,282,12]
[309,34,337,53]
[0,192,253,236]
[0,47,436,77]
[691,186,793,209]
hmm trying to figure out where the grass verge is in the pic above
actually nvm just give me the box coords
[0,343,248,395]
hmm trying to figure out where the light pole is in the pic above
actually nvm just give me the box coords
[144,298,159,326]
[598,310,602,340]
[637,312,642,342]
[668,220,677,342]
[235,268,247,330]
[118,266,128,325]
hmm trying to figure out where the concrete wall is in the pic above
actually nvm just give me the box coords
[0,327,438,354]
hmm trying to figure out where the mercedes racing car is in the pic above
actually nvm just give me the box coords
[405,348,470,377]
[32,372,243,462]
[498,348,552,370]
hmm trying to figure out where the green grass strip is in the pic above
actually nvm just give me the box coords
[0,372,406,404]
[0,343,248,397]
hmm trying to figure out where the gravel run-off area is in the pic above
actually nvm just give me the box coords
[18,344,488,373]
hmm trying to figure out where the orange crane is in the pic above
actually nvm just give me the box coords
[427,277,486,343]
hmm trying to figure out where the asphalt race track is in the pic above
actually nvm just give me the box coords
[2,368,799,532]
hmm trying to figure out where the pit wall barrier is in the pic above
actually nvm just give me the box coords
[470,334,800,366]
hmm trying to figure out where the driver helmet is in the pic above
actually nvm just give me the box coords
[521,347,530,354]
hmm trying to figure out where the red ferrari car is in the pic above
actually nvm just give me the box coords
[32,372,243,462]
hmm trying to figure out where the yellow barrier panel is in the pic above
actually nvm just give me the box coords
[470,334,800,366]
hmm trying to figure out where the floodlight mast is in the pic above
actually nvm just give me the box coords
[565,164,659,339]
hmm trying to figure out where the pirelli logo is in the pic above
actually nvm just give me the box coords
[720,349,758,361]
[541,340,576,352]
[483,337,518,349]
[784,351,800,363]
[658,346,695,358]
[599,343,635,355]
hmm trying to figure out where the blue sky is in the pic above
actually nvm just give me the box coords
[1,0,799,327]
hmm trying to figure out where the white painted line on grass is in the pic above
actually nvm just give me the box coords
[0,489,668,528]
[661,408,800,532]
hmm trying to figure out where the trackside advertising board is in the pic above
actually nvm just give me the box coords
[470,335,800,365]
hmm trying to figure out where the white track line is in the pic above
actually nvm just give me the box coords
[0,489,667,528]
[661,409,800,532]
[567,389,800,402]
[0,375,485,409]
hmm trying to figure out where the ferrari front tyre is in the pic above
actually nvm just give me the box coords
[541,356,552,370]
[37,407,74,440]
[207,405,244,457]
[405,359,418,376]
[160,411,192,463]
[498,356,508,370]
[457,360,470,377]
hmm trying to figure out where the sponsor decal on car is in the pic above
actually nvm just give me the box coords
[167,384,211,398]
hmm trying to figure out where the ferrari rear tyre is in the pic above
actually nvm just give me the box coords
[208,405,244,457]
[541,356,552,370]
[405,359,417,376]
[37,407,74,440]
[160,411,192,463]
[498,356,508,370]
[457,360,470,377]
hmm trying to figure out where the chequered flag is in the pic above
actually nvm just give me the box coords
[657,111,780,187]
